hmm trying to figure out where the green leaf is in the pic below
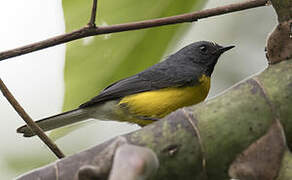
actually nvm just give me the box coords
[62,0,206,111]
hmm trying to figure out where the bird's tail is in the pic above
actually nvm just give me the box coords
[17,108,89,137]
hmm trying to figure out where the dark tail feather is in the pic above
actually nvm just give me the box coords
[17,108,89,137]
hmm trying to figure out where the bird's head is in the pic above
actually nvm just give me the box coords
[177,41,235,76]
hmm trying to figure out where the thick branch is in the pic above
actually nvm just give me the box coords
[16,60,292,180]
[266,0,292,64]
[0,79,65,159]
[276,151,292,180]
[270,0,292,22]
[229,120,286,180]
[108,145,159,180]
[0,0,268,61]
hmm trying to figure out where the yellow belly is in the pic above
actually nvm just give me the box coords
[118,75,210,124]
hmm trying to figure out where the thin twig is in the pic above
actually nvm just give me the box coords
[0,78,65,159]
[0,0,268,61]
[88,0,97,27]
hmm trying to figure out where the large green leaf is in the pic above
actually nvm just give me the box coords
[62,0,206,111]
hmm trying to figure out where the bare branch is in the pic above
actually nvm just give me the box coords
[0,0,268,61]
[88,0,98,27]
[0,78,65,159]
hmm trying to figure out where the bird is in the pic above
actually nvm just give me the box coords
[17,41,234,137]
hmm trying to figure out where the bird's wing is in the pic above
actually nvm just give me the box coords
[80,64,202,108]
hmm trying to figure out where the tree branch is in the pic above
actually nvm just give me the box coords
[0,78,65,159]
[108,145,159,180]
[229,120,286,180]
[0,0,268,61]
[265,0,292,64]
[88,0,98,27]
[276,150,292,180]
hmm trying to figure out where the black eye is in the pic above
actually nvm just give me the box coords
[199,45,208,53]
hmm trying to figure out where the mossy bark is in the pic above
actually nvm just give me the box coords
[277,151,292,180]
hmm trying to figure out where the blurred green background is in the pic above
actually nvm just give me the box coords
[0,0,276,179]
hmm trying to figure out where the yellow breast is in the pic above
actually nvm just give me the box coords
[118,75,210,124]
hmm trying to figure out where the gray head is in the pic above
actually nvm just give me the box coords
[174,41,234,76]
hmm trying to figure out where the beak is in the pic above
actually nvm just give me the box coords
[218,45,235,54]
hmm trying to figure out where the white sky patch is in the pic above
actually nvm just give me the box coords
[82,36,95,46]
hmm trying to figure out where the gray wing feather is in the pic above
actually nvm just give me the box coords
[80,62,203,108]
